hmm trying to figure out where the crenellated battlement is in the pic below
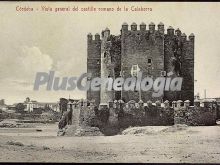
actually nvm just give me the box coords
[71,99,217,126]
[121,22,162,33]
[87,21,195,118]
[71,99,216,112]
[87,32,101,105]
[172,99,217,125]
[60,98,217,136]
[121,22,194,42]
[87,33,101,42]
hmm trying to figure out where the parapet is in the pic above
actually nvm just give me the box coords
[175,28,181,37]
[155,100,161,107]
[87,32,101,42]
[181,33,187,41]
[95,33,100,40]
[194,99,217,108]
[140,22,146,31]
[149,22,155,33]
[167,26,174,36]
[122,22,128,31]
[184,100,190,107]
[120,22,194,41]
[77,98,212,112]
[131,22,137,31]
[73,99,97,108]
[189,33,195,41]
[121,22,163,34]
[68,99,216,129]
[167,27,194,42]
[105,99,174,109]
[158,22,164,34]
[169,99,217,108]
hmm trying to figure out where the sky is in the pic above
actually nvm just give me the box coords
[0,2,220,104]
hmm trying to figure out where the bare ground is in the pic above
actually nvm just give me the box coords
[0,123,220,163]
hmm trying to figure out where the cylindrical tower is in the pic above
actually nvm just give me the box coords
[100,28,114,103]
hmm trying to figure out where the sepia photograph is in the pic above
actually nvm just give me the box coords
[0,1,220,163]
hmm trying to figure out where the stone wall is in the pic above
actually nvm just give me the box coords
[87,33,101,106]
[217,102,220,120]
[60,99,217,136]
[87,23,194,105]
[113,100,174,129]
[173,100,217,126]
[100,28,115,103]
[87,99,174,135]
[180,34,194,104]
[59,100,102,136]
[121,22,164,103]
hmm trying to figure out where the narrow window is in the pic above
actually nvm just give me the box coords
[104,52,107,58]
[133,65,137,77]
[148,58,152,67]
[161,71,166,77]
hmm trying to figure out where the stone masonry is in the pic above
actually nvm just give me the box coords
[87,22,194,105]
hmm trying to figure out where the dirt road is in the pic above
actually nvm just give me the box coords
[0,123,220,163]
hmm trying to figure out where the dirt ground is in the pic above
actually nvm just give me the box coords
[0,122,220,163]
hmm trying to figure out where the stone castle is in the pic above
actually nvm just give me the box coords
[87,22,194,106]
[58,23,220,136]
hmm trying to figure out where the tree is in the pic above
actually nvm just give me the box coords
[15,103,25,114]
